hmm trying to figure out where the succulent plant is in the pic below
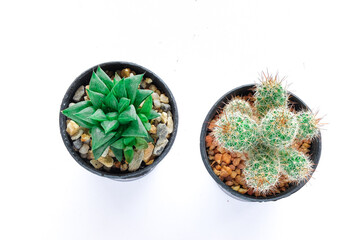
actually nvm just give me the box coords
[62,66,160,163]
[211,73,321,194]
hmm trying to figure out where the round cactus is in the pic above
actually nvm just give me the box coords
[279,148,313,182]
[254,76,287,117]
[244,145,281,193]
[213,111,259,152]
[223,98,253,117]
[260,107,298,149]
[296,110,320,140]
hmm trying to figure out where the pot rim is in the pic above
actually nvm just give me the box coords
[200,84,322,202]
[59,61,178,181]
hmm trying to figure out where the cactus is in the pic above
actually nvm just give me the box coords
[260,107,298,149]
[296,110,320,140]
[279,148,313,182]
[223,98,253,117]
[212,111,259,152]
[62,66,160,163]
[254,73,287,117]
[243,145,280,193]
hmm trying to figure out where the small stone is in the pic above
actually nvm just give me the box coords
[90,160,103,169]
[79,144,90,154]
[73,85,85,102]
[153,99,161,109]
[98,156,114,168]
[85,85,90,98]
[114,161,121,168]
[128,150,144,172]
[84,96,90,101]
[129,73,134,77]
[156,124,168,139]
[160,103,171,112]
[145,78,153,84]
[66,120,80,136]
[101,146,110,157]
[140,81,147,89]
[80,153,88,159]
[152,92,160,100]
[73,139,82,150]
[69,103,75,107]
[108,148,115,158]
[159,94,169,103]
[120,68,131,78]
[149,125,157,134]
[238,188,248,194]
[153,138,169,156]
[160,112,168,124]
[120,163,128,172]
[149,84,157,91]
[145,159,154,165]
[81,133,91,143]
[143,143,154,162]
[166,115,174,134]
[71,129,83,140]
[87,150,94,160]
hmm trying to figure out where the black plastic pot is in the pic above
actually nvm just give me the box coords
[60,61,178,181]
[200,84,321,202]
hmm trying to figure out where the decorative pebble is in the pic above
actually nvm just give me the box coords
[71,129,84,140]
[153,99,161,109]
[145,78,153,84]
[90,160,103,169]
[161,112,168,124]
[69,102,75,107]
[66,120,80,136]
[108,148,115,158]
[79,144,89,154]
[128,150,144,172]
[120,163,128,172]
[159,94,169,103]
[73,139,82,150]
[140,81,147,89]
[101,146,110,157]
[152,92,160,100]
[98,156,114,168]
[87,150,94,160]
[153,138,169,156]
[156,124,168,139]
[167,115,174,134]
[149,125,157,134]
[120,68,131,78]
[73,85,85,102]
[81,133,91,143]
[143,143,154,162]
[149,84,157,91]
[80,153,88,159]
[160,103,171,112]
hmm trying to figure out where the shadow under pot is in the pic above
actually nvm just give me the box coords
[200,84,321,202]
[60,61,178,181]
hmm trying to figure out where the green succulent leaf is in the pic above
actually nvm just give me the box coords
[74,106,98,125]
[101,120,119,134]
[135,138,148,150]
[86,89,104,108]
[138,113,148,123]
[96,66,114,90]
[124,146,134,163]
[148,109,161,120]
[139,95,153,117]
[145,132,154,143]
[89,72,110,95]
[110,146,123,162]
[92,131,122,160]
[104,91,118,111]
[118,97,131,113]
[143,122,151,131]
[113,72,121,86]
[123,137,136,146]
[134,89,153,108]
[121,115,148,138]
[91,126,116,150]
[125,74,144,104]
[62,100,92,116]
[111,138,125,149]
[113,77,127,99]
[106,112,119,120]
[89,109,107,122]
[118,105,137,124]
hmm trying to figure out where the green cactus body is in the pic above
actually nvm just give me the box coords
[279,148,313,182]
[296,110,320,140]
[223,98,253,117]
[62,66,160,163]
[213,111,258,152]
[244,145,281,192]
[254,79,287,117]
[260,107,298,149]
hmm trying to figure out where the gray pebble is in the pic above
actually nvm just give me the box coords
[128,150,145,172]
[80,153,88,159]
[156,124,168,139]
[160,103,171,112]
[153,138,169,156]
[73,85,85,102]
[79,144,90,154]
[73,139,82,150]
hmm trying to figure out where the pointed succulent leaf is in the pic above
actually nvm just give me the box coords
[143,122,151,131]
[86,89,104,108]
[110,146,123,162]
[134,89,153,108]
[90,109,107,122]
[113,72,121,86]
[148,109,161,120]
[111,138,125,149]
[123,137,136,146]
[104,91,118,111]
[121,115,148,138]
[91,126,116,150]
[101,120,119,134]
[139,95,153,117]
[89,72,109,95]
[106,112,119,120]
[96,66,114,90]
[118,105,137,124]
[112,78,127,99]
[92,131,121,160]
[74,106,98,125]
[138,113,148,123]
[62,101,92,116]
[124,146,134,163]
[125,73,144,104]
[145,132,154,143]
[118,97,131,113]
[135,138,148,150]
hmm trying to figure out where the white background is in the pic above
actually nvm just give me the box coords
[1,0,359,239]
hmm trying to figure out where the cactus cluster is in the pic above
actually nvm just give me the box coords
[62,66,160,163]
[212,74,320,194]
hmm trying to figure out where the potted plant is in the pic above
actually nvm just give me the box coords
[200,73,322,201]
[60,62,178,181]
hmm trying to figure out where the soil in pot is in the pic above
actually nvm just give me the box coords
[63,66,174,174]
